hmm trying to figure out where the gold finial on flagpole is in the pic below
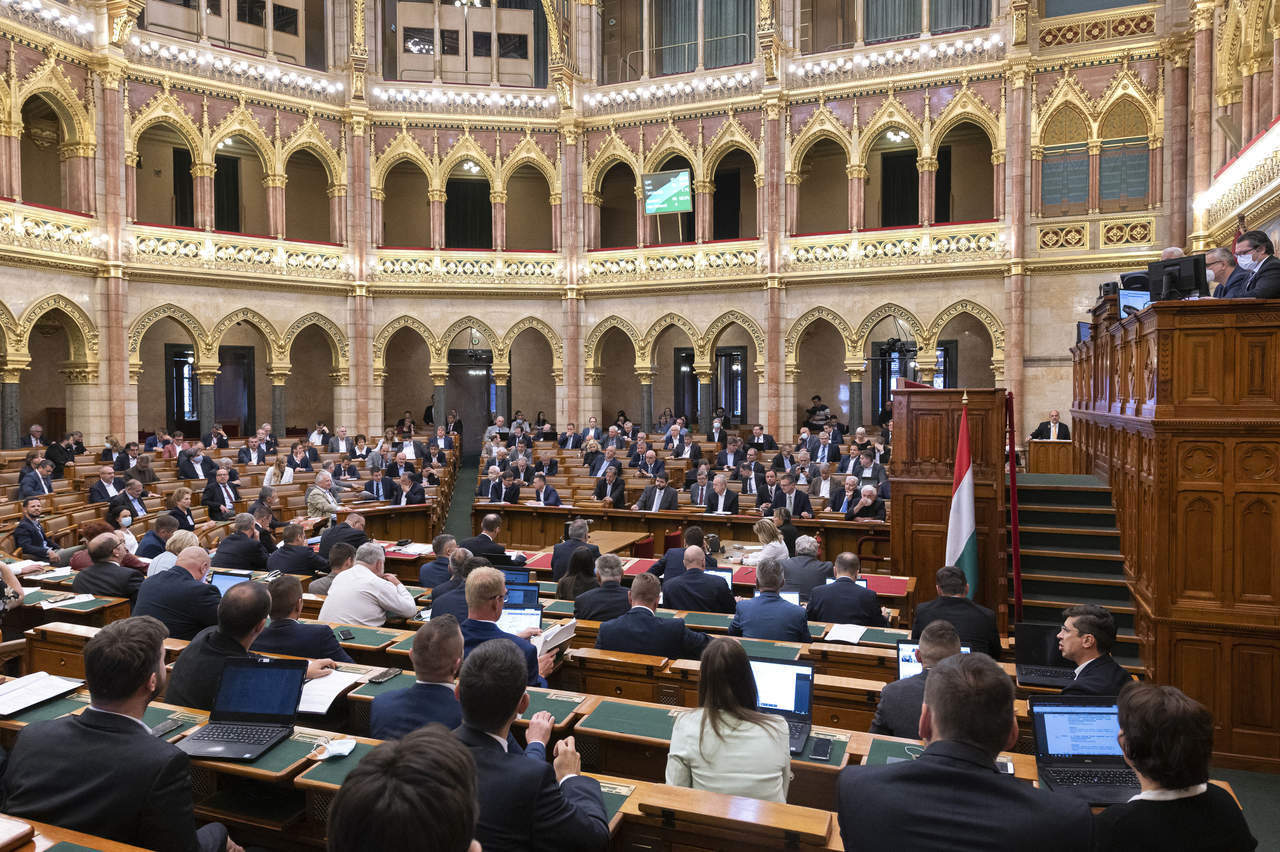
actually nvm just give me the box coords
[962,390,969,405]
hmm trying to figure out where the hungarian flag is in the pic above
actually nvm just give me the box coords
[945,403,979,597]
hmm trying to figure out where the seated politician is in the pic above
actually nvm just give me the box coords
[1058,604,1134,696]
[370,615,466,740]
[430,550,481,622]
[251,575,353,663]
[911,566,1000,656]
[267,523,328,576]
[596,573,709,660]
[419,533,456,588]
[780,535,834,599]
[805,552,889,626]
[132,545,221,641]
[871,620,962,739]
[728,557,810,642]
[573,553,631,622]
[648,525,717,582]
[317,542,418,627]
[662,545,736,614]
[461,566,554,687]
[551,519,601,581]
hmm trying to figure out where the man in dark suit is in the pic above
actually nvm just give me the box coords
[251,575,353,663]
[210,514,268,572]
[1058,603,1134,696]
[728,558,810,642]
[43,432,75,478]
[746,423,778,451]
[250,504,278,554]
[579,417,603,443]
[661,546,734,614]
[458,514,507,558]
[592,465,626,506]
[765,473,813,519]
[477,465,505,503]
[587,445,623,479]
[136,513,178,559]
[558,422,582,449]
[0,616,234,852]
[268,524,328,576]
[837,653,1092,850]
[596,573,710,659]
[428,425,455,451]
[573,553,631,622]
[430,552,482,623]
[72,533,144,605]
[454,638,610,852]
[200,468,239,522]
[112,442,142,473]
[529,472,561,506]
[318,513,369,560]
[1029,410,1070,441]
[737,452,769,497]
[392,472,427,506]
[871,620,962,739]
[419,534,456,588]
[911,566,1001,656]
[813,431,841,468]
[601,426,627,451]
[716,438,745,474]
[13,497,75,565]
[132,545,221,640]
[178,445,217,480]
[704,474,740,514]
[648,525,717,582]
[362,467,398,502]
[634,449,666,481]
[552,520,600,581]
[18,458,55,499]
[850,449,889,494]
[781,535,833,598]
[806,552,888,626]
[488,469,521,504]
[510,456,536,486]
[770,445,798,474]
[686,467,712,506]
[237,436,268,465]
[1207,246,1251,298]
[22,423,45,447]
[706,419,727,447]
[88,465,128,504]
[670,436,701,463]
[370,616,466,739]
[1235,228,1280,298]
[202,426,230,449]
[632,472,679,512]
[165,581,335,710]
[461,567,553,687]
[109,479,151,520]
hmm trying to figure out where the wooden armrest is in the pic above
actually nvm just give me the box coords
[565,647,670,671]
[635,785,832,845]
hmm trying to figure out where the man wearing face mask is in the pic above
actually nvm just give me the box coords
[1234,230,1280,298]
[1206,247,1251,299]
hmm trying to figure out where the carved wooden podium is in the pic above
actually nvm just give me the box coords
[1072,296,1280,770]
[888,388,1008,621]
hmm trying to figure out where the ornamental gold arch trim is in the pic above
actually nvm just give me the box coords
[858,92,928,162]
[700,310,767,366]
[207,307,283,365]
[14,293,99,362]
[583,315,642,371]
[1242,0,1274,63]
[280,115,346,186]
[704,114,761,175]
[921,299,1006,353]
[436,132,498,186]
[785,306,857,367]
[498,316,563,370]
[1032,67,1159,148]
[12,56,96,151]
[929,85,1003,157]
[207,103,276,173]
[642,123,701,180]
[496,134,560,195]
[851,304,926,360]
[126,303,211,371]
[1216,2,1243,97]
[126,90,204,159]
[787,102,854,174]
[432,316,502,364]
[638,313,702,366]
[583,131,642,194]
[281,313,350,372]
[371,128,434,194]
[373,315,438,373]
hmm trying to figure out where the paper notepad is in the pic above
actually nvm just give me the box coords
[0,671,83,716]
[298,670,364,714]
[533,619,577,656]
[825,624,868,645]
[40,594,95,610]
[27,567,72,580]
[7,560,47,573]
[395,543,433,555]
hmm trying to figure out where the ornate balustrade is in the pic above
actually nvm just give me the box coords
[580,240,764,284]
[370,249,564,286]
[127,225,352,282]
[784,223,1006,273]
[0,200,104,267]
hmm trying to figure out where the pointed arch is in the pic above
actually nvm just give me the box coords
[498,134,560,193]
[639,313,702,366]
[127,91,203,159]
[1216,3,1244,100]
[642,123,701,179]
[923,299,1006,353]
[700,310,766,365]
[208,104,275,173]
[1033,72,1096,147]
[584,132,642,194]
[584,315,642,371]
[281,117,345,187]
[437,133,497,185]
[16,294,99,362]
[931,86,1002,155]
[371,129,434,193]
[282,312,350,368]
[0,299,18,355]
[373,315,437,374]
[13,58,94,150]
[1096,69,1161,141]
[704,115,761,175]
[852,304,926,359]
[785,306,856,367]
[208,308,282,364]
[127,304,209,366]
[859,93,927,163]
[433,316,502,363]
[787,103,853,173]
[499,316,563,368]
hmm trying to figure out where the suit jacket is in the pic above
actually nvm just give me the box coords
[419,556,451,588]
[200,481,240,522]
[1030,420,1071,441]
[458,533,505,558]
[587,456,623,478]
[429,435,456,451]
[596,606,710,660]
[911,596,1001,657]
[573,581,631,622]
[455,723,610,852]
[17,471,53,499]
[511,465,536,485]
[728,592,810,643]
[847,498,887,522]
[648,547,718,582]
[132,565,222,640]
[267,543,328,577]
[43,442,74,478]
[686,481,711,506]
[202,432,230,449]
[580,426,603,442]
[461,618,544,687]
[318,522,368,559]
[327,436,355,454]
[164,626,254,710]
[237,446,268,465]
[671,440,701,462]
[1062,655,1133,696]
[367,453,392,474]
[210,531,267,573]
[392,482,427,505]
[552,540,601,581]
[780,555,834,597]
[592,477,626,504]
[1093,784,1256,852]
[1213,264,1252,298]
[558,432,582,449]
[869,670,928,739]
[286,454,314,472]
[251,618,353,663]
[430,588,469,622]
[72,560,143,605]
[14,517,56,561]
[765,489,812,518]
[662,569,735,614]
[135,529,168,559]
[177,456,217,480]
[370,682,461,740]
[489,482,521,504]
[109,491,150,520]
[86,477,126,505]
[362,477,397,502]
[635,458,666,480]
[812,442,842,468]
[634,484,679,512]
[1,708,208,852]
[747,433,778,451]
[706,428,727,446]
[530,485,561,506]
[703,487,740,514]
[113,453,142,473]
[850,461,889,487]
[837,740,1093,852]
[770,452,799,473]
[805,577,886,626]
[1244,253,1280,298]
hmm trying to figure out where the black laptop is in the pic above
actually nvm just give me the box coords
[1029,695,1140,805]
[1014,622,1076,687]
[749,658,814,755]
[178,658,308,761]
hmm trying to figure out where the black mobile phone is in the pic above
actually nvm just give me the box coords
[369,667,402,684]
[337,628,356,641]
[809,738,832,761]
[150,719,182,737]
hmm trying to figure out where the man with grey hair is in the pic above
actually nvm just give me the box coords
[318,541,417,626]
[552,519,600,581]
[1207,245,1250,298]
[728,556,810,642]
[72,532,144,605]
[200,465,240,522]
[1160,245,1185,260]
[306,470,342,521]
[478,465,504,501]
[781,535,834,599]
[210,512,267,572]
[134,545,221,640]
[573,553,630,621]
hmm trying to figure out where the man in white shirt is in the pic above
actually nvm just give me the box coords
[317,542,418,627]
[329,427,352,455]
[483,416,507,442]
[306,471,342,520]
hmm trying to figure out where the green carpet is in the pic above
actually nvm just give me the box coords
[446,461,480,539]
[1213,767,1280,848]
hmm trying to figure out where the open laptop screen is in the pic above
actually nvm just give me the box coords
[749,659,813,718]
[707,569,734,588]
[497,607,542,635]
[210,573,251,596]
[779,591,801,605]
[1030,701,1124,759]
[1015,622,1072,667]
[505,583,540,608]
[212,659,307,722]
[500,568,532,586]
[896,641,971,680]
[824,577,869,588]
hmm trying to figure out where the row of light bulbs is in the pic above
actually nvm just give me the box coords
[130,37,345,95]
[790,34,1003,78]
[371,86,557,111]
[584,69,761,109]
[0,0,92,35]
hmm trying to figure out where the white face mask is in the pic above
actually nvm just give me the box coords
[1237,252,1261,272]
[1205,268,1216,283]
[120,516,132,527]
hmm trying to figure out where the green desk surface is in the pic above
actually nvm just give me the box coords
[544,599,575,616]
[197,734,317,775]
[579,700,679,741]
[736,639,801,661]
[331,625,400,648]
[598,780,635,823]
[797,732,849,767]
[142,705,203,738]
[9,692,89,723]
[864,737,925,765]
[539,581,557,596]
[681,612,732,629]
[44,843,102,852]
[656,609,677,620]
[389,635,414,653]
[350,672,415,699]
[404,585,426,598]
[808,622,826,638]
[521,691,585,724]
[21,590,110,611]
[295,742,377,789]
[856,628,909,646]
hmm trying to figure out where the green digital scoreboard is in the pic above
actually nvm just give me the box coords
[642,169,693,215]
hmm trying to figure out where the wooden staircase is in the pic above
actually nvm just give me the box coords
[1007,474,1142,668]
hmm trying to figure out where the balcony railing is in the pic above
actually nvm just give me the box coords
[0,200,104,263]
[127,224,352,280]
[371,249,564,286]
[784,223,1005,272]
[580,240,765,284]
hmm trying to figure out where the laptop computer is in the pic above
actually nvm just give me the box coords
[749,658,814,755]
[780,591,801,605]
[1029,696,1140,805]
[178,658,308,761]
[707,569,735,588]
[505,582,540,608]
[500,567,534,586]
[209,573,251,596]
[1015,622,1077,687]
[824,577,869,588]
[895,640,971,680]
[497,604,543,635]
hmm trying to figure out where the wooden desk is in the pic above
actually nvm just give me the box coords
[7,591,130,634]
[583,530,653,556]
[0,815,151,851]
[1027,439,1074,474]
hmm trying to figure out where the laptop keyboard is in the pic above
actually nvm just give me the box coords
[787,720,809,740]
[190,724,282,744]
[1021,665,1075,679]
[1045,767,1137,787]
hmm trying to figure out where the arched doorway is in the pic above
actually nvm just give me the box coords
[445,326,494,450]
[21,312,72,439]
[380,161,431,247]
[710,148,758,240]
[795,318,849,433]
[133,122,198,226]
[935,121,994,223]
[864,128,919,228]
[213,135,270,235]
[598,162,637,248]
[928,313,995,389]
[382,326,433,427]
[704,320,757,427]
[863,315,920,425]
[795,138,849,233]
[19,96,65,209]
[505,164,553,250]
[136,315,202,436]
[286,325,336,434]
[648,154,695,244]
[284,149,333,242]
[650,323,698,428]
[508,328,555,427]
[597,327,641,428]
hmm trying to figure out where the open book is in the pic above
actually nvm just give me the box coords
[533,619,577,656]
[0,671,83,716]
[824,624,867,645]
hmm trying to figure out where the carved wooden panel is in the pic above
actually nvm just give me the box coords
[1228,641,1280,760]
[1237,444,1280,483]
[1174,492,1223,602]
[1174,331,1224,405]
[1168,636,1224,735]
[1235,332,1276,403]
[1235,494,1280,605]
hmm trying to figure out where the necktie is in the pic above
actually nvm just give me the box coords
[746,477,753,494]
[491,482,500,501]
[374,482,382,499]
[819,447,826,462]
[222,486,233,509]
[133,497,144,515]
[787,493,794,512]
[841,496,850,513]
[651,489,662,512]
[718,493,725,512]
[597,462,607,477]
[40,478,49,494]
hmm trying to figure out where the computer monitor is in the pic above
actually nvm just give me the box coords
[505,583,540,608]
[1147,255,1209,301]
[749,659,814,720]
[896,640,971,680]
[500,568,533,586]
[210,573,251,596]
[824,577,869,588]
[707,569,734,588]
[1118,289,1151,317]
[780,591,801,605]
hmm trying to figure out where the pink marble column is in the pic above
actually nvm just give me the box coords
[563,293,582,423]
[491,194,506,250]
[1193,15,1214,194]
[193,165,215,229]
[1005,68,1029,430]
[850,166,866,230]
[1255,70,1272,134]
[583,196,600,249]
[917,163,935,225]
[2,132,20,199]
[785,176,799,234]
[264,178,286,238]
[1148,145,1163,207]
[369,190,383,246]
[328,189,347,244]
[1242,72,1256,143]
[694,185,712,242]
[125,161,137,221]
[634,192,645,248]
[1169,52,1189,245]
[1030,156,1041,216]
[993,157,1005,219]
[550,201,562,250]
[102,269,127,438]
[429,190,445,249]
[62,154,95,214]
[1087,146,1100,213]
[1273,33,1280,121]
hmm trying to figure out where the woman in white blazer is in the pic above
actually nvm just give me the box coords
[742,518,789,566]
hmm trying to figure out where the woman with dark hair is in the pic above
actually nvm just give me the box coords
[1095,682,1255,850]
[772,507,800,557]
[665,637,791,802]
[104,503,140,554]
[535,410,554,438]
[556,547,597,601]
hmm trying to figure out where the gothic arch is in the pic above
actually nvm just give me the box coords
[0,299,17,355]
[859,93,927,162]
[373,315,437,374]
[642,123,701,180]
[497,134,559,194]
[1033,72,1095,147]
[1097,69,1162,141]
[281,116,345,187]
[127,92,203,160]
[852,304,926,359]
[371,128,434,193]
[704,115,761,175]
[499,317,563,368]
[207,308,282,365]
[787,103,853,174]
[15,294,99,362]
[584,315,642,371]
[923,299,1006,354]
[584,132,642,194]
[127,304,210,372]
[13,58,95,151]
[207,104,275,174]
[282,312,350,368]
[639,313,702,366]
[437,132,497,185]
[433,316,501,363]
[1217,3,1244,100]
[785,306,856,367]
[931,86,1003,155]
[700,310,767,365]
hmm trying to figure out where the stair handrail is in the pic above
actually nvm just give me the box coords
[1006,391,1023,623]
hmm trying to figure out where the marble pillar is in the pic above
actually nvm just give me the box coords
[638,371,654,433]
[848,370,864,430]
[429,190,446,249]
[431,370,449,431]
[329,189,347,244]
[193,165,216,230]
[1169,50,1189,246]
[490,192,506,251]
[493,369,510,421]
[696,370,713,428]
[270,373,288,436]
[849,166,866,230]
[1086,143,1100,214]
[1,374,22,449]
[1192,7,1214,197]
[197,374,217,439]
[1005,66,1028,429]
[264,175,287,239]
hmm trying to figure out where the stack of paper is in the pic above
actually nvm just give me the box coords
[0,672,83,716]
[40,594,95,610]
[27,567,72,580]
[533,619,577,656]
[825,624,868,645]
[7,560,47,573]
[298,670,364,714]
[395,543,433,556]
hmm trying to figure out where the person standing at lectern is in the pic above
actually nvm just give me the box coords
[1030,410,1070,441]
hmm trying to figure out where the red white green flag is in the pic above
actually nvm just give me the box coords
[946,403,979,597]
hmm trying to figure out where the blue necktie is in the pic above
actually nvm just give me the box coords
[374,482,381,499]
[841,496,850,513]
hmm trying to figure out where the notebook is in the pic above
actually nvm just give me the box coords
[1029,696,1139,805]
[749,658,814,755]
[497,605,543,635]
[178,658,308,761]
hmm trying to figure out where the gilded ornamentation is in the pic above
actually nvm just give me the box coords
[699,310,767,365]
[784,306,857,364]
[1100,219,1154,246]
[923,299,1006,352]
[1039,13,1155,49]
[581,244,764,283]
[787,101,853,174]
[583,315,641,370]
[850,304,925,359]
[432,316,502,364]
[1038,223,1089,250]
[499,316,564,372]
[130,225,351,281]
[282,312,350,365]
[372,250,563,285]
[15,294,100,362]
